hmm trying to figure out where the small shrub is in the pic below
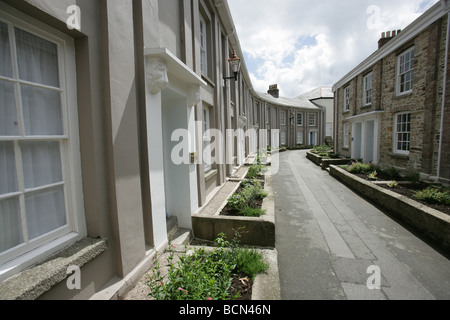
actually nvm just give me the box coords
[387,181,398,189]
[347,162,378,175]
[413,187,450,206]
[227,180,267,214]
[235,248,269,281]
[147,233,268,300]
[368,171,378,180]
[240,206,266,217]
[312,144,332,154]
[383,167,401,180]
[246,164,263,179]
[406,171,421,183]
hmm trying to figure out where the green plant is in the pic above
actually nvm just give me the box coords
[413,187,450,205]
[312,144,332,154]
[387,181,398,188]
[246,164,263,179]
[147,232,268,300]
[227,180,268,215]
[240,206,266,217]
[234,248,269,281]
[406,171,421,183]
[347,162,379,175]
[368,171,378,180]
[384,167,401,180]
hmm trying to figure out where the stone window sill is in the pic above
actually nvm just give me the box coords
[389,152,409,160]
[0,237,107,300]
[205,169,218,182]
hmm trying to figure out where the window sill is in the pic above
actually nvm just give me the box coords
[201,74,215,88]
[389,152,410,160]
[394,91,413,99]
[0,237,107,300]
[205,169,218,182]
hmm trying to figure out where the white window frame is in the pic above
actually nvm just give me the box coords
[308,113,317,127]
[202,107,212,172]
[265,106,270,124]
[199,15,208,77]
[297,112,303,126]
[393,112,411,155]
[0,5,85,279]
[280,111,286,126]
[363,72,373,106]
[397,47,415,96]
[344,86,350,112]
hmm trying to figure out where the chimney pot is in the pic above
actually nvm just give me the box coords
[386,31,391,37]
[268,84,280,98]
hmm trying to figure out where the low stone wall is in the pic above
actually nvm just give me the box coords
[192,175,275,248]
[329,165,450,253]
[306,151,323,166]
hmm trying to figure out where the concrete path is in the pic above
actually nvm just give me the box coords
[273,150,450,300]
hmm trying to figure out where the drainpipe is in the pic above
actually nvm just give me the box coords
[437,11,450,182]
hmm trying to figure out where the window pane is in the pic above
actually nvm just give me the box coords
[26,185,66,240]
[0,79,19,136]
[0,142,18,195]
[21,141,62,189]
[0,197,23,253]
[15,27,59,87]
[21,84,63,136]
[0,21,13,78]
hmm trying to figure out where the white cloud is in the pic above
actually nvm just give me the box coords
[228,0,439,97]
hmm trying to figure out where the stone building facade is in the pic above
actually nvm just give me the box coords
[333,1,450,182]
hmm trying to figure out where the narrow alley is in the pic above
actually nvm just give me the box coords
[273,150,450,300]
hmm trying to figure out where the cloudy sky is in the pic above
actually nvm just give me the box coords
[227,0,440,98]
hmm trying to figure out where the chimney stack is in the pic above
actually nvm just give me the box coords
[378,29,401,49]
[268,84,280,98]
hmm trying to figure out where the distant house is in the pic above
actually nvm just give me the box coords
[253,85,331,148]
[333,1,450,183]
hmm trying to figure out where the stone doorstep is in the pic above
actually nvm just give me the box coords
[0,237,108,300]
[329,165,450,252]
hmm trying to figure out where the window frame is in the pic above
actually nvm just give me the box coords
[363,72,373,106]
[280,111,286,126]
[202,106,212,172]
[393,112,412,155]
[297,112,303,127]
[0,6,85,276]
[397,47,415,96]
[308,113,317,127]
[199,15,208,77]
[344,86,350,112]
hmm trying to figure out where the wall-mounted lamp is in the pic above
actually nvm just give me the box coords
[223,50,241,82]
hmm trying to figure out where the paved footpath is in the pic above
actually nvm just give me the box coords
[272,150,450,300]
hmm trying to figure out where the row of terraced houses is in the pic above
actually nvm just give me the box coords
[0,0,329,299]
[0,0,449,300]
